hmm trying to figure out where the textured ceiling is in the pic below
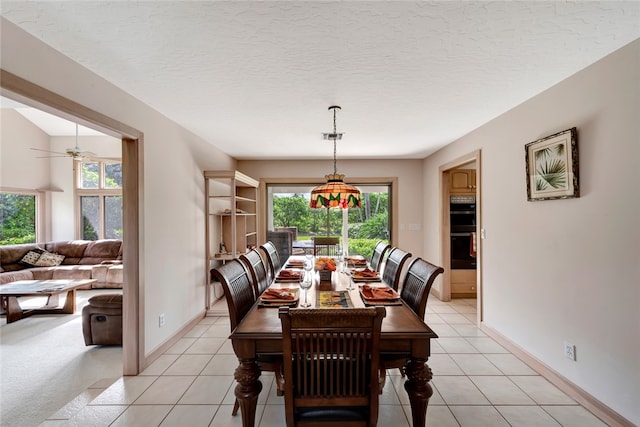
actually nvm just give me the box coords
[1,2,639,160]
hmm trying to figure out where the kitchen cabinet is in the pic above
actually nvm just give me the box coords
[450,269,477,298]
[450,169,476,193]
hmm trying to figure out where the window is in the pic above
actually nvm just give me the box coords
[266,182,391,257]
[0,191,39,245]
[76,160,123,240]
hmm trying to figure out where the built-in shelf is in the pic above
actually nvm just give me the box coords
[204,170,259,311]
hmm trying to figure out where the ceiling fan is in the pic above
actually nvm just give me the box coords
[30,123,98,161]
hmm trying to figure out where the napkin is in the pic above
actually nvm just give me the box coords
[352,268,379,279]
[277,270,302,279]
[261,288,295,300]
[361,285,398,300]
[346,256,367,266]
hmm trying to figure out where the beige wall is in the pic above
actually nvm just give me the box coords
[238,159,425,258]
[423,39,640,423]
[1,18,236,355]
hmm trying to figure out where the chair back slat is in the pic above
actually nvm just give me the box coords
[279,307,385,427]
[400,258,444,320]
[211,259,255,331]
[259,241,281,283]
[370,241,391,272]
[239,249,269,297]
[382,247,412,291]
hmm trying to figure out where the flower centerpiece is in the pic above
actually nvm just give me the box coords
[314,257,336,281]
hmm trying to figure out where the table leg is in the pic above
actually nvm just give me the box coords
[60,289,77,314]
[234,358,262,427]
[3,296,25,323]
[404,357,434,427]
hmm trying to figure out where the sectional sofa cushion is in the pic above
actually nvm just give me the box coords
[20,248,45,266]
[0,240,123,288]
[34,252,66,267]
[78,239,122,265]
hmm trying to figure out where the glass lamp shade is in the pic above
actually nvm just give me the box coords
[310,174,362,209]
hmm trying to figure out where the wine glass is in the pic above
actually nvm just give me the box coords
[300,257,314,307]
[341,250,354,290]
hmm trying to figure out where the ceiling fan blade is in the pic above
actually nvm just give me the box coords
[30,147,67,155]
[35,155,70,159]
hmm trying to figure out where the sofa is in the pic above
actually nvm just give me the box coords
[0,239,123,289]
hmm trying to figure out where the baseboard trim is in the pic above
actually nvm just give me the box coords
[141,309,207,371]
[480,324,634,427]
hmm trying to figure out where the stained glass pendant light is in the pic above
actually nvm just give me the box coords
[310,106,362,209]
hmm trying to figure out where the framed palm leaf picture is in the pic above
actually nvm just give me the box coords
[525,127,579,201]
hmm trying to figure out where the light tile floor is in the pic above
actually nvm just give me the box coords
[40,298,609,426]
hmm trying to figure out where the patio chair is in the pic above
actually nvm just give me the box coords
[313,236,340,257]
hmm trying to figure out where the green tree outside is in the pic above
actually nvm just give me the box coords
[0,193,36,245]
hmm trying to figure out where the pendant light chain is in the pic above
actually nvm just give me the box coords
[333,107,338,175]
[309,105,362,209]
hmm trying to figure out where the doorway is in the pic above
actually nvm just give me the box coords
[439,150,482,324]
[1,69,143,375]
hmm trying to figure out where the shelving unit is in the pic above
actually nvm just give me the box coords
[204,170,259,313]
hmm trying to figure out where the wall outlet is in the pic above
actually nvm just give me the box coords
[564,341,576,361]
[159,313,165,328]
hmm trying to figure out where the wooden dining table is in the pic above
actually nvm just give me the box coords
[229,256,438,427]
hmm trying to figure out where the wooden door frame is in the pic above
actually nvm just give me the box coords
[1,69,144,375]
[439,149,482,324]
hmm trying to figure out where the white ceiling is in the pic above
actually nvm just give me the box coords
[1,2,638,160]
[0,96,106,136]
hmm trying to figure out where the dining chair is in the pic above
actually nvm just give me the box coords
[278,307,386,427]
[259,241,282,283]
[239,248,270,297]
[400,258,444,320]
[211,259,284,415]
[370,241,391,272]
[381,247,412,291]
[380,257,443,388]
[313,236,340,256]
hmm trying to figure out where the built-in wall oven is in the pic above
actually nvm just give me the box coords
[450,195,477,269]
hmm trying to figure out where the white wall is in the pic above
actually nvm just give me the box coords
[1,18,236,356]
[423,39,640,424]
[239,159,425,259]
[0,109,54,241]
[0,109,51,190]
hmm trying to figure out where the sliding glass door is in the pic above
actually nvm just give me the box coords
[266,183,390,257]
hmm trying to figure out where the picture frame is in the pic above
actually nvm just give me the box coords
[525,127,579,201]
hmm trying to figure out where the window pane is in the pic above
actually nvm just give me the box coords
[104,196,123,239]
[267,184,390,257]
[81,196,99,240]
[0,193,36,245]
[81,162,100,189]
[104,163,123,189]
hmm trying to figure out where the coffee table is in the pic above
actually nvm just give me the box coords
[0,279,96,323]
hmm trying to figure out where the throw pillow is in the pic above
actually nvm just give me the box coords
[34,252,66,267]
[20,248,45,266]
